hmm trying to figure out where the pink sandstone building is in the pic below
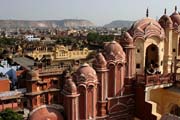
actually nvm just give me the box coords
[0,6,180,120]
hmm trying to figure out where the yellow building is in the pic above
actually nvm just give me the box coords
[25,45,93,61]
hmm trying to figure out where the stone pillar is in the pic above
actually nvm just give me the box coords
[62,78,79,120]
[96,68,108,117]
[93,53,108,117]
[124,45,136,95]
[120,32,135,80]
[124,46,136,79]
[164,28,173,73]
[120,32,135,95]
[26,70,39,110]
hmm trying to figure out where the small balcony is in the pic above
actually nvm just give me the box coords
[136,73,174,86]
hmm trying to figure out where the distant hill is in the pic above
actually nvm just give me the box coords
[104,20,134,28]
[54,19,95,28]
[0,19,95,28]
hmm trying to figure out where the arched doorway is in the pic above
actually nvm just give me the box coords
[145,44,159,69]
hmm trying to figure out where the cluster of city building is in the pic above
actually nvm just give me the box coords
[0,6,180,120]
[0,25,122,41]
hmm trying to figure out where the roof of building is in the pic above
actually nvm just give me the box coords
[170,6,180,26]
[0,77,9,81]
[159,9,173,28]
[29,105,64,120]
[0,88,26,100]
[25,88,60,96]
[27,70,39,81]
[104,41,126,62]
[13,57,34,70]
[63,78,77,95]
[76,63,97,83]
[129,17,165,40]
[93,53,107,69]
[120,32,134,47]
[159,7,180,29]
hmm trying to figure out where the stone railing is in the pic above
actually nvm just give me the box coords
[38,65,69,76]
[136,73,174,86]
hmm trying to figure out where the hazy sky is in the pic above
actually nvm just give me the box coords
[0,0,180,25]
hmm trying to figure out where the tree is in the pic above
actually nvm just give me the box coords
[87,32,114,45]
[56,37,75,45]
[87,32,99,44]
[0,108,23,120]
[0,38,17,47]
[0,116,3,120]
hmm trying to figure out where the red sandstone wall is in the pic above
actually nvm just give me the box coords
[135,84,156,120]
[0,79,10,92]
[0,103,18,111]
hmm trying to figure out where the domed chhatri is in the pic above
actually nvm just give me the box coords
[76,63,97,83]
[63,78,77,95]
[104,41,126,62]
[93,52,107,69]
[159,6,180,30]
[159,9,173,28]
[129,17,165,40]
[170,13,180,25]
[121,32,134,46]
[27,70,39,81]
[29,105,64,120]
[170,8,180,26]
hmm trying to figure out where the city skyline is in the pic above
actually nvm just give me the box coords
[0,0,180,26]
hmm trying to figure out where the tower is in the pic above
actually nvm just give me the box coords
[159,8,173,73]
[120,32,136,94]
[103,41,126,96]
[121,32,136,80]
[26,70,40,110]
[62,76,79,120]
[75,63,98,120]
[93,53,108,118]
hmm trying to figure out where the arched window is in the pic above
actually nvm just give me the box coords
[116,63,123,96]
[87,85,94,119]
[108,63,115,97]
[78,86,86,119]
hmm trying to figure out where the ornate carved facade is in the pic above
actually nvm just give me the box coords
[26,40,136,120]
[10,6,180,120]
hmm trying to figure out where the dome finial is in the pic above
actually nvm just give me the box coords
[146,8,149,17]
[164,8,167,15]
[175,6,177,12]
